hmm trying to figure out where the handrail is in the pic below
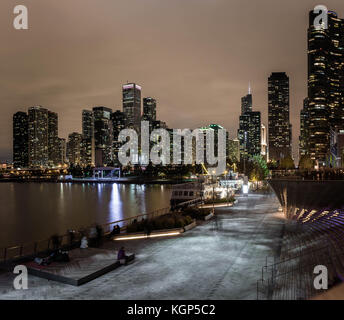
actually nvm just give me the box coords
[0,198,203,263]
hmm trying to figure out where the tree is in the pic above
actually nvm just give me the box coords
[280,155,295,170]
[250,155,269,181]
[299,155,314,170]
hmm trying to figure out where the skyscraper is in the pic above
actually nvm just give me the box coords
[111,110,126,165]
[307,10,344,165]
[299,98,310,158]
[57,137,66,166]
[142,97,157,131]
[261,123,268,161]
[13,112,28,168]
[93,106,113,167]
[268,72,291,161]
[238,88,261,159]
[28,106,49,168]
[122,83,141,132]
[82,110,94,166]
[241,89,252,114]
[48,111,59,167]
[67,132,83,165]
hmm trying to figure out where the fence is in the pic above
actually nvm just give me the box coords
[0,198,203,263]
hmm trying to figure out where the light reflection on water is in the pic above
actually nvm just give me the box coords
[0,182,172,247]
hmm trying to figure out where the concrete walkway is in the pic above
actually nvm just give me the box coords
[0,193,284,300]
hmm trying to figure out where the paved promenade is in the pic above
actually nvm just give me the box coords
[0,193,284,300]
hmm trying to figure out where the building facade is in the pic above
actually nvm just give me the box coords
[13,112,28,168]
[307,10,344,165]
[268,72,291,162]
[48,111,59,167]
[28,106,49,168]
[111,110,126,165]
[299,98,310,158]
[57,137,66,166]
[81,110,94,166]
[122,83,141,132]
[67,132,83,165]
[93,106,113,167]
[142,97,157,132]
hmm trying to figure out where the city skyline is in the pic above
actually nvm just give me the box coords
[2,0,344,162]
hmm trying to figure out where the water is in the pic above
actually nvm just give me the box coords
[0,182,172,248]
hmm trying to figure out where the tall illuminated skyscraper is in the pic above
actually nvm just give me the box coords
[67,132,83,165]
[299,98,310,158]
[268,72,291,161]
[261,123,268,161]
[122,83,141,132]
[307,10,344,165]
[28,106,49,167]
[238,87,261,159]
[142,97,157,129]
[111,110,126,165]
[93,106,113,167]
[241,86,252,115]
[82,110,94,166]
[48,111,59,167]
[13,112,28,168]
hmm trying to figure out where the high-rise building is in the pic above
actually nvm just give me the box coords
[268,72,291,161]
[307,10,344,165]
[299,98,310,158]
[28,106,49,167]
[238,87,261,159]
[81,110,94,166]
[111,110,126,165]
[238,112,261,158]
[122,83,141,132]
[142,97,156,131]
[93,106,113,167]
[57,137,66,166]
[48,111,59,167]
[241,91,252,115]
[13,112,28,168]
[261,124,268,161]
[67,132,83,165]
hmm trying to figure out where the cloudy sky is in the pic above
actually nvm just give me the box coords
[1,0,344,162]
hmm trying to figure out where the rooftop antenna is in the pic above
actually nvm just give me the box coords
[248,82,251,95]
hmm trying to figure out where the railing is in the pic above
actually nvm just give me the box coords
[0,198,203,264]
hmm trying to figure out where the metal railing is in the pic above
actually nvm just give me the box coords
[0,198,203,264]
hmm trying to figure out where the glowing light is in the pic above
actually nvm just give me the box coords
[114,231,181,241]
[243,184,249,194]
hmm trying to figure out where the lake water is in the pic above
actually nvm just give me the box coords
[0,183,172,248]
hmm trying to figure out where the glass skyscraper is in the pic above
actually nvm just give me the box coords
[13,112,28,168]
[28,106,49,168]
[307,10,344,165]
[82,110,94,166]
[268,72,291,162]
[122,83,141,132]
[93,106,113,167]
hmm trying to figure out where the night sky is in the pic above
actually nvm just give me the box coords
[1,0,344,162]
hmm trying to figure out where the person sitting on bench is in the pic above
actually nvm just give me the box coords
[110,225,121,237]
[117,247,128,265]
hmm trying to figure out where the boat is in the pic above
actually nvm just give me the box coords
[170,181,216,207]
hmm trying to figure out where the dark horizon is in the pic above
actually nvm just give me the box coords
[1,0,344,162]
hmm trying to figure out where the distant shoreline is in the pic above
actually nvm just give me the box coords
[0,177,192,185]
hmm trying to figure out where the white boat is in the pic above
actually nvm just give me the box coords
[170,181,215,207]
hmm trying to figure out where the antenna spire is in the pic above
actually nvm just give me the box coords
[248,82,251,94]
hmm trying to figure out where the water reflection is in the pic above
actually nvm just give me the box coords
[0,182,172,247]
[109,184,122,223]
